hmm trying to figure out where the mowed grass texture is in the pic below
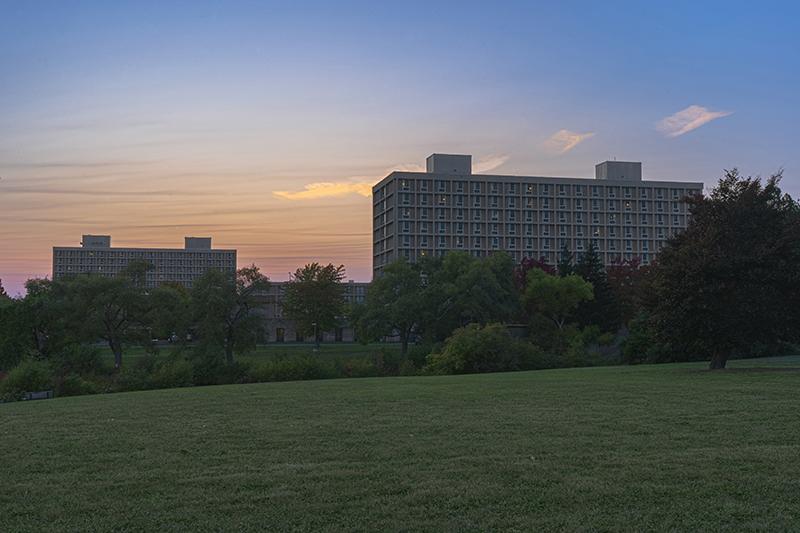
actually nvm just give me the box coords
[2,360,800,532]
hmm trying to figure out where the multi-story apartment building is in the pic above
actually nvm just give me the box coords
[52,235,237,288]
[373,154,703,275]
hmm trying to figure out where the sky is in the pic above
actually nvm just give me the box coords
[1,0,799,296]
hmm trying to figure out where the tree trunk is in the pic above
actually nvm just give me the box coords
[710,346,731,370]
[401,332,409,358]
[110,340,123,367]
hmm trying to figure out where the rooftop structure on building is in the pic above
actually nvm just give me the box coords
[53,235,237,288]
[372,154,703,275]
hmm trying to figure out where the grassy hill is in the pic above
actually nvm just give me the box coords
[2,358,799,532]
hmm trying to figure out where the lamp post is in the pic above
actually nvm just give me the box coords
[312,322,318,352]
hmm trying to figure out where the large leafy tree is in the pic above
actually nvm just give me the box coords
[419,251,519,343]
[191,264,270,365]
[523,268,594,334]
[281,263,346,349]
[647,169,800,369]
[350,258,424,357]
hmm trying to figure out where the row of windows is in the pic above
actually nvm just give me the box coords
[55,250,235,259]
[383,250,655,266]
[392,222,670,237]
[392,195,684,211]
[382,180,691,198]
[394,236,665,252]
[392,208,685,225]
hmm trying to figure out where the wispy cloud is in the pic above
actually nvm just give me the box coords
[542,130,596,155]
[473,153,510,173]
[273,180,376,200]
[656,105,733,137]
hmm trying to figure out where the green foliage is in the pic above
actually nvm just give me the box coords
[246,353,336,382]
[419,251,519,343]
[621,313,666,365]
[0,356,54,401]
[424,323,548,375]
[152,359,195,389]
[573,243,620,332]
[50,344,105,375]
[647,169,800,369]
[281,263,346,346]
[557,242,574,277]
[523,268,594,343]
[0,297,35,371]
[351,258,425,356]
[191,264,270,365]
[54,373,97,397]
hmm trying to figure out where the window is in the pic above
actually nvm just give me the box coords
[420,181,428,191]
[402,236,410,247]
[509,211,517,221]
[673,202,680,212]
[609,200,615,211]
[420,208,428,219]
[542,184,550,195]
[542,212,550,222]
[403,209,410,219]
[657,228,664,238]
[656,188,663,199]
[525,210,533,222]
[609,226,617,237]
[657,201,664,212]
[608,187,616,197]
[609,239,617,251]
[526,184,533,194]
[490,182,498,193]
[402,193,410,204]
[625,227,632,238]
[641,201,648,212]
[492,237,499,248]
[625,213,632,224]
[641,214,648,225]
[558,184,566,196]
[491,209,499,220]
[456,181,463,192]
[559,225,567,236]
[625,201,632,211]
[438,180,446,192]
[456,195,463,206]
[509,183,516,194]
[657,214,664,225]
[439,222,446,233]
[575,199,583,209]
[592,225,600,236]
[473,182,481,193]
[439,208,446,219]
[401,180,409,191]
[509,224,516,235]
[558,198,566,209]
[526,238,533,249]
[491,224,499,235]
[576,239,584,250]
[673,215,680,226]
[625,239,633,251]
[509,197,516,208]
[456,209,464,220]
[576,226,584,236]
[508,239,516,250]
[402,221,410,233]
[576,185,583,196]
[456,237,464,248]
[439,236,446,247]
[474,237,481,248]
[542,225,550,236]
[672,188,680,199]
[456,223,464,234]
[558,212,566,223]
[592,199,599,210]
[473,210,481,221]
[642,228,649,238]
[592,185,599,197]
[438,196,446,206]
[473,223,481,234]
[473,196,481,207]
[641,189,648,199]
[491,196,498,207]
[420,222,428,233]
[526,224,533,235]
[624,187,632,198]
[591,213,598,224]
[420,236,428,247]
[542,198,550,208]
[420,194,428,205]
[543,238,550,249]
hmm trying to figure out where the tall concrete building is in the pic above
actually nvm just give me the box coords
[372,154,703,275]
[53,235,237,288]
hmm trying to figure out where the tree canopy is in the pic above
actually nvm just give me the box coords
[647,169,800,369]
[282,263,346,348]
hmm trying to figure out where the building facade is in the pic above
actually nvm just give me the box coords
[52,235,237,288]
[373,154,703,275]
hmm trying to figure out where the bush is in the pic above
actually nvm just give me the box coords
[55,373,97,397]
[247,353,336,383]
[50,344,106,375]
[153,359,195,389]
[425,323,522,375]
[0,356,55,401]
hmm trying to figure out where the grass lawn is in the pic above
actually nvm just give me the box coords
[2,358,800,532]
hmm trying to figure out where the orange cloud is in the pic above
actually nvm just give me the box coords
[273,180,376,200]
[656,105,733,137]
[542,130,595,155]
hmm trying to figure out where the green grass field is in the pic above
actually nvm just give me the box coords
[2,358,800,532]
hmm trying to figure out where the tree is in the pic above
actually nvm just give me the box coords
[523,268,594,334]
[350,258,424,357]
[647,169,800,369]
[606,257,650,328]
[282,263,346,349]
[419,251,519,343]
[191,264,270,365]
[513,256,556,292]
[557,243,574,277]
[0,279,9,301]
[573,243,620,333]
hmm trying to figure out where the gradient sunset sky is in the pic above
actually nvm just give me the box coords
[1,1,798,295]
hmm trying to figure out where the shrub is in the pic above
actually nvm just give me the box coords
[152,360,195,389]
[247,354,336,383]
[115,361,157,392]
[55,373,97,397]
[0,356,54,401]
[50,344,106,375]
[425,323,518,375]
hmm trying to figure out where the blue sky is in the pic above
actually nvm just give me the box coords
[1,0,798,295]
